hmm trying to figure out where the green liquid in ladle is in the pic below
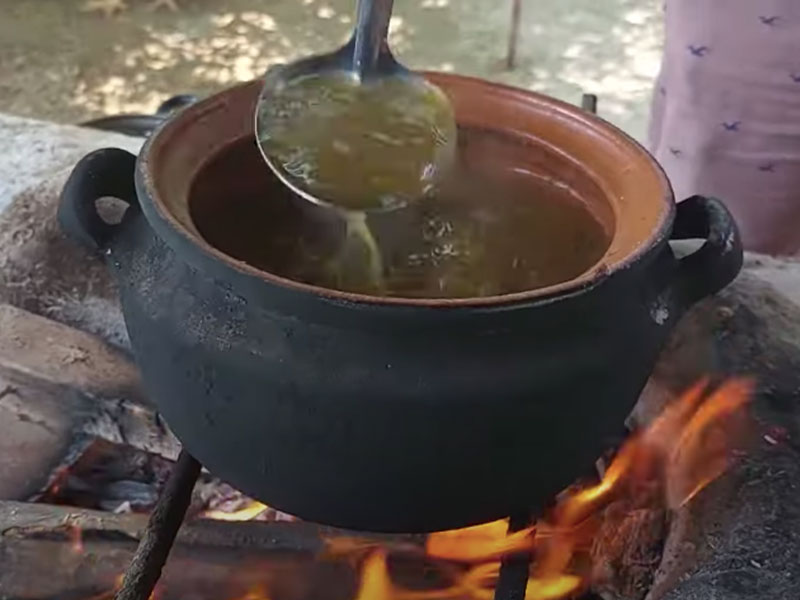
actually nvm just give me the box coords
[257,70,457,291]
[257,71,456,212]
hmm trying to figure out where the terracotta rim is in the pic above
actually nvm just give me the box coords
[138,76,674,308]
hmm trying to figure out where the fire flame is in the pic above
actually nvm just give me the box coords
[426,519,535,563]
[348,377,752,600]
[202,500,269,521]
[83,378,749,600]
[86,574,161,600]
[233,585,272,600]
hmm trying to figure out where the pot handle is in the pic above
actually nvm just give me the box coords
[668,195,743,310]
[58,148,138,252]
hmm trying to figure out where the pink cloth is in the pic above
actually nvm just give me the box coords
[649,0,800,255]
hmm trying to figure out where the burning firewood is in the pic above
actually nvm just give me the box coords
[0,501,329,600]
[28,437,299,525]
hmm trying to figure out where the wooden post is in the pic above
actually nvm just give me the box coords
[506,0,523,70]
[581,94,598,114]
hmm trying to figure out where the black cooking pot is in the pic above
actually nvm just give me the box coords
[58,76,742,533]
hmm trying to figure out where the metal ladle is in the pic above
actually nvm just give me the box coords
[254,0,457,294]
[254,0,455,216]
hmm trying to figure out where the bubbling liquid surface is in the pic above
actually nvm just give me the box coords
[257,71,457,212]
[190,128,612,299]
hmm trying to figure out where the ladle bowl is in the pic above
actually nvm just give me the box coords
[255,0,454,214]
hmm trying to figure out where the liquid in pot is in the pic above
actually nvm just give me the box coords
[189,127,612,298]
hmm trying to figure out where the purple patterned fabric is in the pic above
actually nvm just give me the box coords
[649,0,800,255]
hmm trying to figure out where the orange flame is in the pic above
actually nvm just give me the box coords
[664,378,751,508]
[425,519,535,563]
[525,576,583,600]
[233,585,272,600]
[85,574,161,600]
[423,377,751,600]
[202,500,269,521]
[354,550,394,600]
[355,550,484,600]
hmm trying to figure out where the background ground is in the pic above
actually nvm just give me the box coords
[0,0,663,140]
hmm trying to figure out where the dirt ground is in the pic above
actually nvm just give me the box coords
[0,0,663,140]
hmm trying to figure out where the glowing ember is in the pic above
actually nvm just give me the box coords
[202,500,269,521]
[525,576,583,600]
[85,574,161,600]
[234,585,272,600]
[354,549,490,600]
[68,524,84,554]
[354,550,393,600]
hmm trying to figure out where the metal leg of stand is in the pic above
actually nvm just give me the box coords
[493,512,534,600]
[114,450,201,600]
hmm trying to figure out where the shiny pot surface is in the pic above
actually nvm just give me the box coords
[59,77,742,532]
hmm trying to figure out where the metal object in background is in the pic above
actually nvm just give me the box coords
[80,94,198,138]
[506,0,522,70]
[581,94,598,114]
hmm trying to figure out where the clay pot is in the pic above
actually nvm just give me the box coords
[58,75,742,533]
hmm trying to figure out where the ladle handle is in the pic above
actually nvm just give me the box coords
[353,0,395,78]
[59,148,139,252]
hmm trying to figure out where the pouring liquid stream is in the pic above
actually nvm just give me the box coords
[338,211,386,293]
